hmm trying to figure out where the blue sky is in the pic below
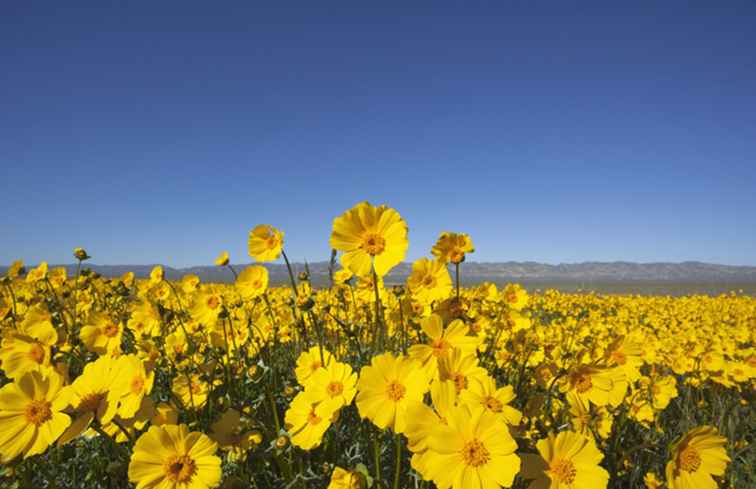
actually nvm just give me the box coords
[2,2,755,267]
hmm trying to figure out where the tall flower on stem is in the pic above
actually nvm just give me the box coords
[248,225,284,262]
[330,202,408,278]
[432,232,474,299]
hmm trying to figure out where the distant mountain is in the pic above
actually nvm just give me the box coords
[3,261,756,287]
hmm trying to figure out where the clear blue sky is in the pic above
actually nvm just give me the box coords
[2,2,755,267]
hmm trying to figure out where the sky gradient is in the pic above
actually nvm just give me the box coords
[2,2,755,267]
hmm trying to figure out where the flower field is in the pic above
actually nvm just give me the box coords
[0,202,754,489]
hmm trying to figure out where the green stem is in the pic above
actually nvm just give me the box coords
[455,262,460,299]
[393,433,402,489]
[372,268,384,350]
[281,250,298,297]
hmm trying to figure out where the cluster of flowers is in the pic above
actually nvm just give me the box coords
[0,201,752,489]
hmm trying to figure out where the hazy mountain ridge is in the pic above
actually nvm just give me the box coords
[3,261,756,285]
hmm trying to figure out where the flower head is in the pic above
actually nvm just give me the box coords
[330,201,408,277]
[128,424,222,489]
[0,371,71,463]
[248,225,284,262]
[522,431,609,489]
[431,232,474,264]
[235,265,269,300]
[356,353,428,433]
[214,251,230,266]
[665,426,730,489]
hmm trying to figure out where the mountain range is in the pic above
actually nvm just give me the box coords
[3,261,756,287]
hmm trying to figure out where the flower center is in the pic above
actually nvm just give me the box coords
[549,459,577,484]
[130,375,145,395]
[386,381,406,401]
[25,399,52,426]
[362,234,386,256]
[484,396,503,412]
[267,236,279,249]
[28,343,46,364]
[572,373,593,393]
[506,291,517,303]
[431,338,450,358]
[451,373,467,393]
[422,275,435,287]
[164,454,196,482]
[678,446,702,473]
[611,350,627,365]
[449,250,465,264]
[307,408,322,425]
[461,439,490,467]
[103,323,119,338]
[326,381,344,398]
[207,296,220,309]
[79,392,105,413]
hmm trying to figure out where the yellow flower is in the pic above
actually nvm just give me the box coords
[149,265,164,285]
[235,265,269,300]
[328,467,367,489]
[408,314,480,375]
[644,472,662,489]
[423,404,520,489]
[438,348,488,394]
[567,392,614,439]
[356,352,428,433]
[521,431,609,489]
[406,258,453,304]
[647,375,678,410]
[0,309,57,379]
[7,259,24,279]
[501,283,528,311]
[210,409,263,462]
[127,301,161,339]
[404,380,457,475]
[330,201,408,277]
[562,364,627,408]
[26,262,48,283]
[295,347,334,387]
[112,354,154,419]
[284,389,341,450]
[333,267,354,284]
[248,224,284,262]
[73,247,90,260]
[128,424,222,489]
[307,360,357,409]
[152,402,179,426]
[0,371,71,463]
[79,312,123,356]
[431,232,474,264]
[214,251,230,266]
[459,375,522,426]
[665,426,730,489]
[57,355,124,445]
[181,274,200,294]
[173,374,209,409]
[191,288,224,327]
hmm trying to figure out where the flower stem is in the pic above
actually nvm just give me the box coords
[455,262,460,299]
[393,432,402,489]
